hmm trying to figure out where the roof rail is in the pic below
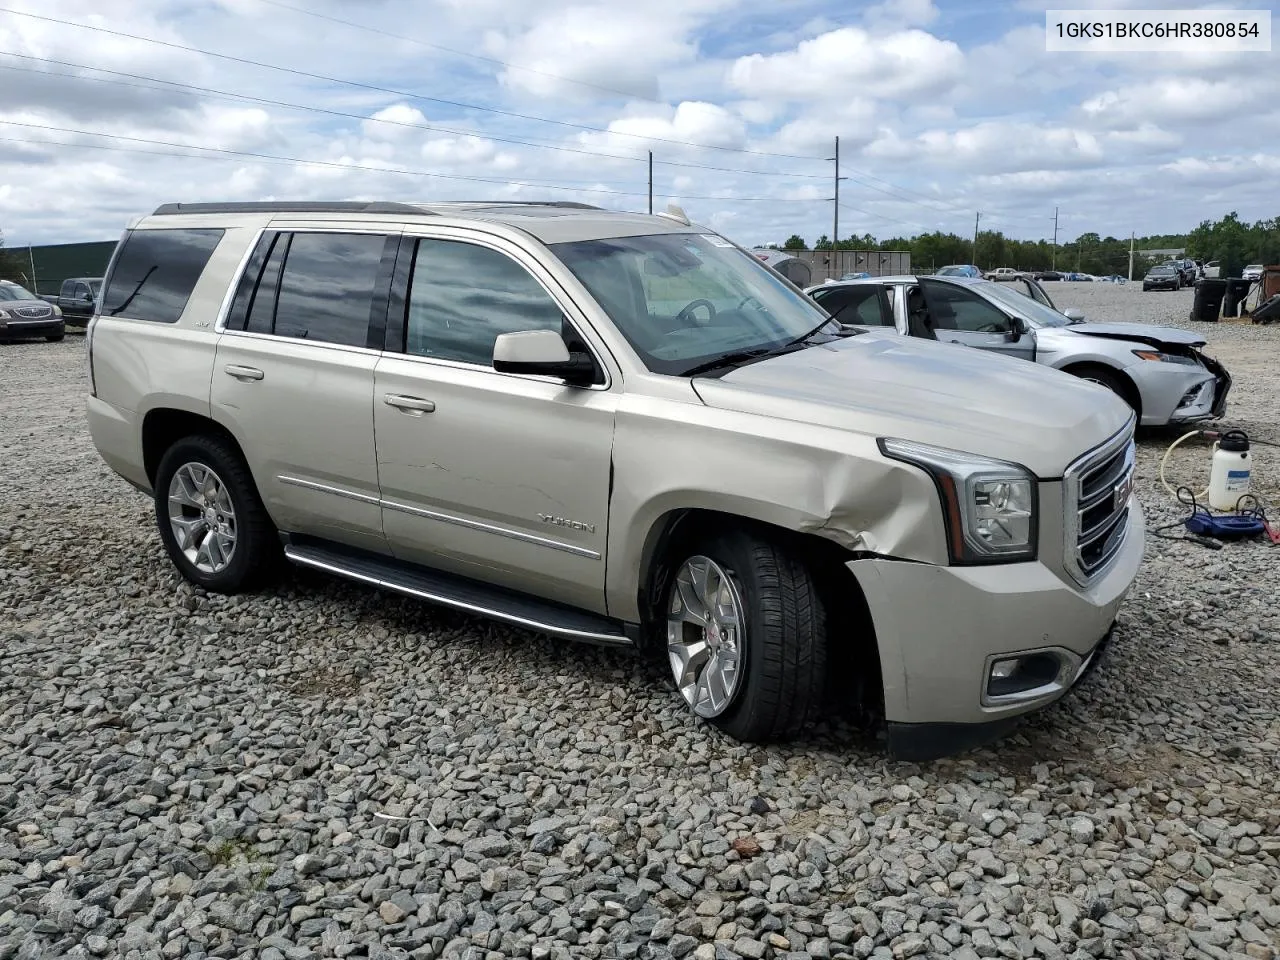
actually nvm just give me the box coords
[151,201,436,216]
[151,200,606,216]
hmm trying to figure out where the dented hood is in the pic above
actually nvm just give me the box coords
[693,334,1132,478]
[1064,322,1206,349]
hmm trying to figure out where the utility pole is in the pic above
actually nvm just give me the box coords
[973,211,981,264]
[832,136,840,279]
[28,246,37,292]
[1051,206,1059,270]
[647,151,653,215]
[1128,231,1135,281]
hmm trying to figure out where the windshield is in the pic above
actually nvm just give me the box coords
[975,278,1073,327]
[553,232,834,375]
[1149,267,1173,275]
[0,284,37,301]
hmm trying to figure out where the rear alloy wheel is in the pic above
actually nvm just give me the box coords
[154,435,279,592]
[664,530,827,742]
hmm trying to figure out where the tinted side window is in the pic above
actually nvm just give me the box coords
[270,233,387,347]
[813,286,890,326]
[920,281,1012,333]
[405,239,565,365]
[101,228,224,323]
[245,234,288,336]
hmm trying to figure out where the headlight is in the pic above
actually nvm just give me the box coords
[1132,349,1197,366]
[52,305,63,318]
[0,308,11,319]
[878,438,1038,563]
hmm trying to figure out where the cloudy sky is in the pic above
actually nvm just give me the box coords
[0,0,1275,248]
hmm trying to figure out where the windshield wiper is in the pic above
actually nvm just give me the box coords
[782,317,839,349]
[679,348,775,378]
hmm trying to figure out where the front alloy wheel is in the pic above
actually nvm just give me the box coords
[660,530,828,742]
[168,462,238,574]
[667,555,745,718]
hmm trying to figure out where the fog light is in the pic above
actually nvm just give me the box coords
[986,653,1064,700]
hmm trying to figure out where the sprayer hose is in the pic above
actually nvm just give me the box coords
[1159,429,1208,500]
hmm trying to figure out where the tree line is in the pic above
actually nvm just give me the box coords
[775,211,1280,277]
[1185,212,1280,278]
[776,230,1162,277]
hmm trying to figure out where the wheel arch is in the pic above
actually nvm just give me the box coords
[1060,361,1142,419]
[633,507,882,714]
[141,407,250,488]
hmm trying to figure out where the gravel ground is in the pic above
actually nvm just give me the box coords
[2,286,1278,960]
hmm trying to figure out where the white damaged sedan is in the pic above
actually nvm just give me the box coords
[805,275,1230,428]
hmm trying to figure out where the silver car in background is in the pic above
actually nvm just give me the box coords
[806,275,1231,428]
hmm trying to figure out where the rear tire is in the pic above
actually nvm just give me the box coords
[662,528,827,742]
[153,434,280,593]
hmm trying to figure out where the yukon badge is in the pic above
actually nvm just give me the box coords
[539,514,596,534]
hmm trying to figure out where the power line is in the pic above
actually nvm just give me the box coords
[0,7,825,162]
[0,54,833,181]
[0,123,826,204]
[255,0,664,105]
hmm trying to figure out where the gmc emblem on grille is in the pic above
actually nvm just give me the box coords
[1113,469,1135,511]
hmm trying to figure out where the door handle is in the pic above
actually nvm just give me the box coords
[383,393,435,414]
[224,364,264,381]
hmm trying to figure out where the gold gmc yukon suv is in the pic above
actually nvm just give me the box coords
[86,201,1145,760]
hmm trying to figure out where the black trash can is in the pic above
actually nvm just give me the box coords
[1223,277,1252,317]
[1191,278,1227,321]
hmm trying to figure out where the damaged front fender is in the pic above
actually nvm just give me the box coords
[605,393,949,623]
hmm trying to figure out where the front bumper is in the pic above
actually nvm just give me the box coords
[0,318,64,339]
[848,501,1145,761]
[1127,353,1231,426]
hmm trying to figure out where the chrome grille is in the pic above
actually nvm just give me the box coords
[1063,420,1136,585]
[12,304,53,319]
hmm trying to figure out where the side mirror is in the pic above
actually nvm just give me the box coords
[1006,317,1028,342]
[1062,307,1085,322]
[492,329,596,385]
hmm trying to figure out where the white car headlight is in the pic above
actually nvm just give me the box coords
[1132,349,1196,366]
[879,438,1038,563]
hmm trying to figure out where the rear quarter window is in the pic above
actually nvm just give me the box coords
[101,228,225,323]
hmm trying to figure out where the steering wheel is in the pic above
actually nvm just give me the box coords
[676,299,717,323]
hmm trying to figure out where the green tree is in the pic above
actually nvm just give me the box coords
[782,234,806,250]
[812,235,833,251]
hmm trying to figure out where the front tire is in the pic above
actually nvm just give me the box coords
[1073,366,1133,411]
[663,529,827,742]
[153,434,279,593]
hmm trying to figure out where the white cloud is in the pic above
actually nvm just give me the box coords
[0,0,1275,251]
[865,121,1107,173]
[728,26,965,102]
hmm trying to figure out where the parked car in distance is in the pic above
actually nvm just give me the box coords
[983,267,1022,281]
[0,280,65,342]
[51,277,102,326]
[1099,275,1127,284]
[1034,270,1063,281]
[806,275,1230,428]
[1243,264,1264,281]
[1143,265,1182,291]
[1202,260,1221,279]
[87,199,1148,761]
[936,264,982,278]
